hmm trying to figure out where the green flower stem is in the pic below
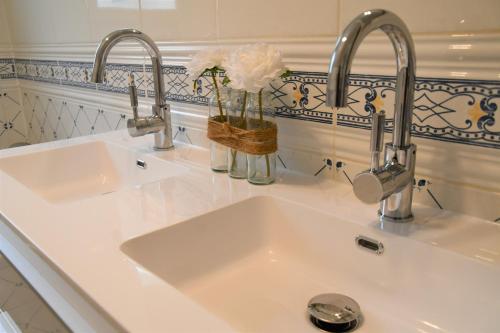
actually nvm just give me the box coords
[230,91,248,172]
[211,71,224,118]
[239,91,248,123]
[258,90,271,178]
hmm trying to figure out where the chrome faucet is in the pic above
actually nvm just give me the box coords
[326,9,417,222]
[91,29,173,150]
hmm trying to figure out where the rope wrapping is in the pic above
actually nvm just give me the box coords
[207,115,277,155]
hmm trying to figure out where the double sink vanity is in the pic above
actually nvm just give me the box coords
[0,8,498,333]
[0,131,499,332]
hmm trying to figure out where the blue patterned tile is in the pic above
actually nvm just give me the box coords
[146,65,192,101]
[5,57,500,149]
[130,69,146,97]
[31,60,60,84]
[337,74,500,149]
[26,62,38,79]
[14,59,31,80]
[0,58,16,79]
[97,63,145,96]
[270,71,331,123]
[58,61,96,89]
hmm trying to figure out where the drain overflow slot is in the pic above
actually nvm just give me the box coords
[355,235,384,255]
[136,159,147,169]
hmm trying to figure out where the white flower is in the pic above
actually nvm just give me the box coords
[223,44,285,93]
[186,48,227,79]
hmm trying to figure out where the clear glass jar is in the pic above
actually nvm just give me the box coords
[246,90,276,185]
[227,89,248,179]
[208,86,228,172]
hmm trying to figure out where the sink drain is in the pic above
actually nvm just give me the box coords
[308,293,361,332]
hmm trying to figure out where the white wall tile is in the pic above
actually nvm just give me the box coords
[140,0,217,41]
[4,0,57,44]
[87,0,142,42]
[217,0,339,39]
[0,88,28,148]
[340,0,500,33]
[51,0,92,43]
[0,0,12,45]
[3,0,500,46]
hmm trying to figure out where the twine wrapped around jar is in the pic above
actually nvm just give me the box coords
[207,115,277,155]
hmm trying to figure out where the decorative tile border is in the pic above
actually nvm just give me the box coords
[1,58,499,149]
[272,71,332,124]
[0,58,15,80]
[341,75,500,149]
[98,63,145,96]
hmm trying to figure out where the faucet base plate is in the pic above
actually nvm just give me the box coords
[153,145,174,151]
[378,210,414,223]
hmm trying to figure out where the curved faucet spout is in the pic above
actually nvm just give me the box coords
[91,29,173,150]
[326,9,416,148]
[91,29,165,108]
[328,10,418,223]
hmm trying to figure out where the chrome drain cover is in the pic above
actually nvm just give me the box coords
[308,293,361,332]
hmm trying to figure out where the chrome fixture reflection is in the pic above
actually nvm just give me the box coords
[326,9,417,222]
[308,293,362,332]
[91,29,173,150]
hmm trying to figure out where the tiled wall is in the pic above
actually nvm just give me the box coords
[21,89,127,144]
[2,0,500,43]
[4,59,500,149]
[0,0,499,220]
[0,85,28,149]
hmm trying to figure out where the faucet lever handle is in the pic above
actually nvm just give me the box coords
[370,111,385,171]
[128,73,139,119]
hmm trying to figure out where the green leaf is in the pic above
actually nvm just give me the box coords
[222,76,231,86]
[280,69,292,79]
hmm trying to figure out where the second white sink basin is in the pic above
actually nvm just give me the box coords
[122,196,500,333]
[0,141,185,203]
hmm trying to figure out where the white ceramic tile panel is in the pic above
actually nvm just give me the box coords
[50,0,92,43]
[217,0,339,39]
[4,0,91,44]
[0,0,12,45]
[0,88,29,149]
[3,0,57,44]
[20,88,128,145]
[87,0,142,42]
[340,0,500,33]
[140,0,217,41]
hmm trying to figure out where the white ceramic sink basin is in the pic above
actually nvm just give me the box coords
[0,141,185,203]
[122,196,500,333]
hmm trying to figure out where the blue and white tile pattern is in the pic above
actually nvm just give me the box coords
[1,58,499,149]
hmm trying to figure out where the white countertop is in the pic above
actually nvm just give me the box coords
[0,130,499,332]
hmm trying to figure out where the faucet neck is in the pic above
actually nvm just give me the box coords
[326,9,416,148]
[91,29,166,108]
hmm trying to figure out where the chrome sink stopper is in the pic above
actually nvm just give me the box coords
[308,293,362,332]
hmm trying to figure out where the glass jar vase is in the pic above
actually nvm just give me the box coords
[208,86,229,172]
[227,89,248,179]
[246,90,276,185]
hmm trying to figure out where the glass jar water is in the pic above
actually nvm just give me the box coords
[246,90,276,185]
[208,87,229,172]
[227,89,248,179]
